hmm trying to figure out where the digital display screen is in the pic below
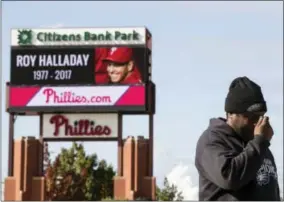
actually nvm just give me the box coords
[10,46,148,85]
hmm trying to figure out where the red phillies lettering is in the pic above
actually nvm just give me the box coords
[43,88,87,104]
[49,115,112,137]
[43,88,54,103]
[42,88,111,104]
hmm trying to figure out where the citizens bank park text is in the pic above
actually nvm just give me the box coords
[38,30,140,42]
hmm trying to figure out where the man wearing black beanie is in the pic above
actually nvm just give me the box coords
[195,77,280,201]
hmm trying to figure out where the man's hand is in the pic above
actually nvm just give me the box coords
[254,116,274,141]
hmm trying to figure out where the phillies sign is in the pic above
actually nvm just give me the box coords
[7,84,147,113]
[43,113,118,139]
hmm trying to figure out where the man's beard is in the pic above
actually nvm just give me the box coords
[240,125,254,142]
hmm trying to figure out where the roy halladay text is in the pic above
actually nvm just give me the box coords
[16,54,90,67]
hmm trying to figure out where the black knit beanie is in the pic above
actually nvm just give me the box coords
[225,77,267,113]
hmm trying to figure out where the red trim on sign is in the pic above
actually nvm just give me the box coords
[115,86,145,106]
[9,87,41,107]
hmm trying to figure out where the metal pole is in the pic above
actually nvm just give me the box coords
[117,114,123,176]
[8,114,15,176]
[149,114,154,176]
[39,114,44,176]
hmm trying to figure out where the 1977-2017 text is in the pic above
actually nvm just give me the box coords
[33,70,72,80]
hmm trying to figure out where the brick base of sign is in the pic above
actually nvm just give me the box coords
[4,137,46,201]
[114,137,156,200]
[4,136,156,201]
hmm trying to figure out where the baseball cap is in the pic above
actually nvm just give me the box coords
[103,47,133,64]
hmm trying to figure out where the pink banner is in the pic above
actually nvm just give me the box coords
[8,85,145,108]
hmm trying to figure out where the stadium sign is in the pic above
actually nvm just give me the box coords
[42,113,118,140]
[11,27,147,46]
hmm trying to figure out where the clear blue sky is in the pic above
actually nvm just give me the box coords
[1,1,283,198]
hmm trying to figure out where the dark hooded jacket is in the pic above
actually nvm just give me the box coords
[195,118,280,201]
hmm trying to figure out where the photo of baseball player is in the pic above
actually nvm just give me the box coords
[94,47,110,84]
[102,47,142,84]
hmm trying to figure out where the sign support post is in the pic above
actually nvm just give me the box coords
[117,113,123,176]
[39,114,44,176]
[8,114,15,176]
[149,113,154,176]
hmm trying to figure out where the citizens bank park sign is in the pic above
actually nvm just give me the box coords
[42,114,118,141]
[7,27,155,114]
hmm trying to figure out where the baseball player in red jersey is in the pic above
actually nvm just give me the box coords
[102,47,142,84]
[94,47,110,84]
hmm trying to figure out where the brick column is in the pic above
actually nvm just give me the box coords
[114,136,156,200]
[4,137,45,201]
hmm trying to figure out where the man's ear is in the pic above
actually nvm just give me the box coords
[127,61,134,72]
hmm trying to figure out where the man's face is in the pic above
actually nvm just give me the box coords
[106,61,133,83]
[231,111,265,139]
